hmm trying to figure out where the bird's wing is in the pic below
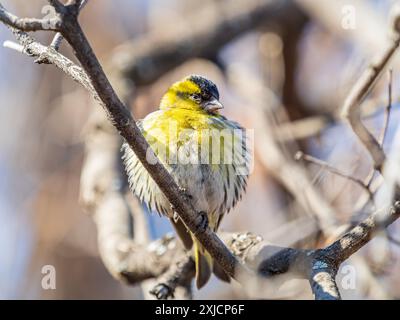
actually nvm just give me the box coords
[121,119,170,216]
[210,116,251,216]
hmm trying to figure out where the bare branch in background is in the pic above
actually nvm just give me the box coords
[378,69,393,147]
[80,107,162,283]
[295,151,373,199]
[340,6,400,171]
[150,253,194,300]
[230,71,339,236]
[112,0,304,86]
[273,115,333,142]
[364,70,394,189]
[221,200,400,300]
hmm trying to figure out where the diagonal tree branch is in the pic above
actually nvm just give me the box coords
[60,5,248,280]
[0,1,247,281]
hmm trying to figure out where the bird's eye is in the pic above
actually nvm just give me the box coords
[191,94,201,102]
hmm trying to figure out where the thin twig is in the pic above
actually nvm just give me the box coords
[0,3,61,31]
[365,70,394,189]
[3,40,23,53]
[49,0,89,51]
[341,6,400,171]
[295,151,373,198]
[379,69,393,146]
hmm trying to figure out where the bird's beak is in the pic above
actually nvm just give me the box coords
[204,98,223,114]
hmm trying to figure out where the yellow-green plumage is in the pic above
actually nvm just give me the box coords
[122,75,250,288]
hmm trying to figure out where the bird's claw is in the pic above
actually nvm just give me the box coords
[170,188,193,222]
[170,188,193,217]
[194,211,208,235]
[179,187,193,200]
[150,284,174,300]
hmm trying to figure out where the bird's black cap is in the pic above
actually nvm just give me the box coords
[188,75,220,100]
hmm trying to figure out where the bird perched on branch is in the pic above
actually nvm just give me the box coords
[122,75,250,288]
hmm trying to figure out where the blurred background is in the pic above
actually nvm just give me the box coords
[1,0,400,299]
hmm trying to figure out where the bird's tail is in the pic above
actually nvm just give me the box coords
[193,238,212,289]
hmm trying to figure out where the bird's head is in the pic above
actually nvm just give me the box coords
[160,75,223,114]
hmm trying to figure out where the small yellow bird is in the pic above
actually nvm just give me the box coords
[122,75,250,288]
